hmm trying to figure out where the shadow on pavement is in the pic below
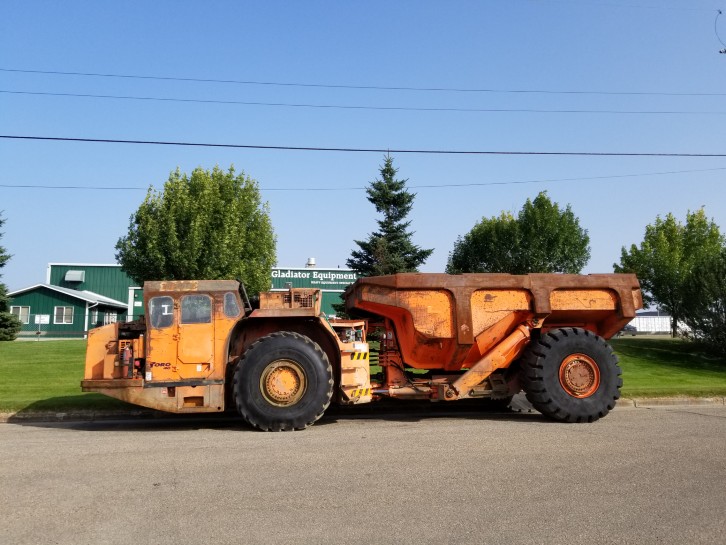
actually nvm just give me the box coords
[5,393,546,432]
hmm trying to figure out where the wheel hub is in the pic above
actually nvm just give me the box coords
[559,353,600,398]
[260,360,307,406]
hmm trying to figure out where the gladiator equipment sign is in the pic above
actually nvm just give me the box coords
[271,268,359,290]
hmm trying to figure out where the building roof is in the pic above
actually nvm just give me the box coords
[9,284,128,309]
[636,310,670,317]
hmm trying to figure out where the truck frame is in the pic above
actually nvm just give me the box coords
[82,273,642,430]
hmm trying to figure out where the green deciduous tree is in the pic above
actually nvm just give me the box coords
[446,191,590,275]
[0,213,22,341]
[116,166,276,296]
[681,248,726,355]
[615,209,724,337]
[347,156,433,276]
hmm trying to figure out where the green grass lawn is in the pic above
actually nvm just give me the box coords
[0,336,725,413]
[612,337,726,397]
[0,340,127,412]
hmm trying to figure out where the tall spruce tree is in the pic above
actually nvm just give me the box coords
[347,156,433,276]
[0,213,21,341]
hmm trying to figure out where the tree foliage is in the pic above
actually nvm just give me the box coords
[0,213,22,341]
[347,156,433,276]
[116,166,276,296]
[446,192,590,274]
[681,248,726,355]
[615,209,724,338]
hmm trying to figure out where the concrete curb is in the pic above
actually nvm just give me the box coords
[2,396,725,423]
[624,396,726,407]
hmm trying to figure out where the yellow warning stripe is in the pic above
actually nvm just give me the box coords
[348,388,371,398]
[349,352,369,360]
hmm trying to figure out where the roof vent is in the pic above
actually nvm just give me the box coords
[306,257,316,268]
[64,270,85,282]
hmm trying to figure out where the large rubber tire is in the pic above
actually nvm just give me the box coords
[520,327,622,423]
[233,332,333,431]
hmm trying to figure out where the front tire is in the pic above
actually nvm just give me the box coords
[520,328,622,423]
[233,332,333,431]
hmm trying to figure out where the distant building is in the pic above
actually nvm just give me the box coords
[8,283,128,339]
[630,311,676,334]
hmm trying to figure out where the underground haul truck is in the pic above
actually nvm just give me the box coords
[82,273,642,430]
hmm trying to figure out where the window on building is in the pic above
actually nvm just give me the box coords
[224,292,240,318]
[149,296,174,329]
[54,306,73,325]
[104,312,117,325]
[181,295,212,324]
[10,306,30,324]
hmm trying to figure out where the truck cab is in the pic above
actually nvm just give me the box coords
[82,280,372,424]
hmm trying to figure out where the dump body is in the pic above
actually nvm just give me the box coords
[345,273,642,371]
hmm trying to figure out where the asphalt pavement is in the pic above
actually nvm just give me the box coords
[1,402,725,545]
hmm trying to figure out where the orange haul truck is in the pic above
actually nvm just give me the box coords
[82,273,642,430]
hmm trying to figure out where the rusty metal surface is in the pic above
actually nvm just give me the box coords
[84,323,119,380]
[346,273,642,371]
[347,272,640,320]
[83,273,642,414]
[81,378,142,390]
[143,280,246,387]
[451,324,531,399]
[254,288,323,317]
[81,381,225,413]
[559,353,601,398]
[144,279,240,293]
[84,279,370,414]
[334,319,373,405]
[471,290,531,333]
[82,280,246,413]
[260,360,307,406]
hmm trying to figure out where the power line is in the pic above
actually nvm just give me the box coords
[1,168,723,192]
[2,135,725,157]
[4,90,723,116]
[2,68,724,97]
[408,167,726,189]
[0,183,145,191]
[2,167,725,192]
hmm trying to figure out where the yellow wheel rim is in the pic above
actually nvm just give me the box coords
[260,360,307,406]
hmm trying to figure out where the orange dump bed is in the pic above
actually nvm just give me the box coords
[345,273,642,371]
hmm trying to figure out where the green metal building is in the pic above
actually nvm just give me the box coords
[8,284,128,338]
[46,263,139,308]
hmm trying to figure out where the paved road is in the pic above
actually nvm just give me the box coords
[1,403,725,545]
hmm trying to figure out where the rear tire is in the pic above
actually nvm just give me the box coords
[520,327,621,423]
[233,332,333,431]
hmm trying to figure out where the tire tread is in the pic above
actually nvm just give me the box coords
[519,327,621,423]
[233,331,333,431]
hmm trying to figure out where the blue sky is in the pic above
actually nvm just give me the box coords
[1,0,725,292]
